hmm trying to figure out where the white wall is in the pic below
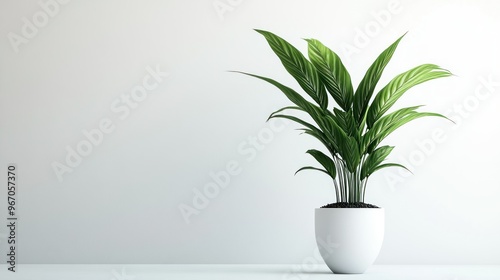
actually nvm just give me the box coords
[0,0,499,264]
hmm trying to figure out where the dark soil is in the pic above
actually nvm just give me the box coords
[321,202,380,208]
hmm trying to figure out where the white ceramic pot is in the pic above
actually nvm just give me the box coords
[315,208,384,274]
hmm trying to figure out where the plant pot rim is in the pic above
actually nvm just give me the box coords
[315,207,384,210]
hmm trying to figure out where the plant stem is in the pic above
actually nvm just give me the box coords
[361,179,368,202]
[332,178,340,203]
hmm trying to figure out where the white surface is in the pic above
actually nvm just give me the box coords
[0,0,500,264]
[315,208,384,273]
[1,265,499,280]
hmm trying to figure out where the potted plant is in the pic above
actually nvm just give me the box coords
[236,30,452,274]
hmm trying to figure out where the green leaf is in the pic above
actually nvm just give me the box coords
[331,108,348,134]
[340,136,360,172]
[235,71,345,153]
[269,113,315,130]
[366,64,452,128]
[255,29,328,109]
[306,39,353,111]
[360,145,394,179]
[362,109,450,154]
[353,34,405,125]
[267,106,301,121]
[332,109,358,138]
[266,107,338,155]
[306,149,337,179]
[301,129,337,155]
[233,72,312,110]
[369,163,412,176]
[315,114,348,154]
[361,106,420,151]
[270,114,324,141]
[295,166,329,176]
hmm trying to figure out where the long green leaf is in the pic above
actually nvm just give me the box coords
[361,106,421,151]
[267,106,301,121]
[306,149,336,178]
[369,163,412,176]
[269,113,320,135]
[307,39,353,111]
[295,166,329,176]
[235,71,332,128]
[315,114,349,154]
[237,71,347,155]
[362,110,450,154]
[332,108,358,138]
[360,145,394,179]
[301,129,337,155]
[341,136,360,172]
[234,71,311,110]
[353,34,405,125]
[255,29,328,109]
[366,64,452,128]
